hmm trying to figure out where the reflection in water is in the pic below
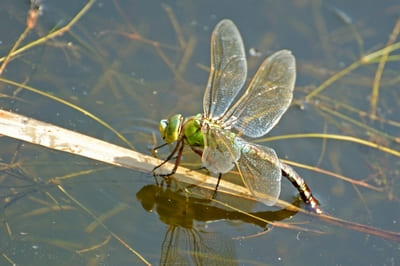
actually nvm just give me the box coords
[161,224,235,265]
[136,184,299,265]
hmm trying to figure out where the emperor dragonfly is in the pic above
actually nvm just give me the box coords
[154,19,321,213]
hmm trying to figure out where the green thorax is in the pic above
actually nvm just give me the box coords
[182,114,204,147]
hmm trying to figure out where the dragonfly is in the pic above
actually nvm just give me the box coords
[153,19,321,214]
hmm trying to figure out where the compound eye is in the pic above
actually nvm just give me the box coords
[159,119,169,140]
[159,114,183,143]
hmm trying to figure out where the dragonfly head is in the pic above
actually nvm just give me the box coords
[159,114,184,143]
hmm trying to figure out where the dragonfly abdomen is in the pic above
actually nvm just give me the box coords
[280,163,322,213]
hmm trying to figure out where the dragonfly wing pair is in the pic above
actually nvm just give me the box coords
[201,19,296,205]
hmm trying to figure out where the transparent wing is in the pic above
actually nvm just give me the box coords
[236,140,281,206]
[203,19,247,119]
[223,50,296,138]
[201,125,241,174]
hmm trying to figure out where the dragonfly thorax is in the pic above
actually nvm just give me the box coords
[182,114,204,147]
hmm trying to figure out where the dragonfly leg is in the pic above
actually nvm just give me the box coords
[152,142,169,157]
[169,140,185,175]
[212,173,223,199]
[280,163,322,214]
[153,140,185,176]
